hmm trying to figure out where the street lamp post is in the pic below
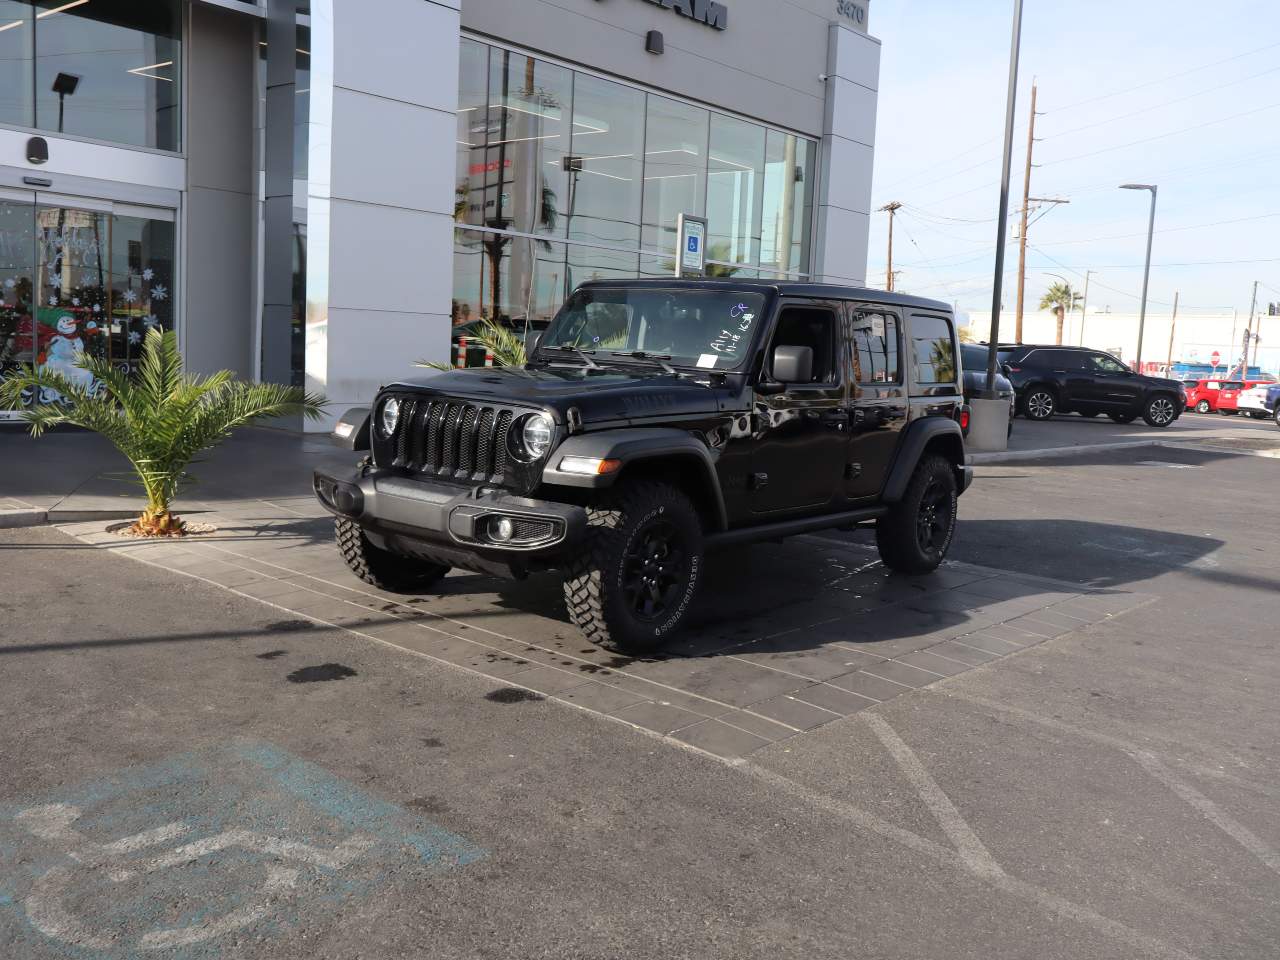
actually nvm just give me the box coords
[1120,183,1157,370]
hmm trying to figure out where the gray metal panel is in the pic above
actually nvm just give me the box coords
[184,4,257,378]
[0,167,180,209]
[460,0,841,136]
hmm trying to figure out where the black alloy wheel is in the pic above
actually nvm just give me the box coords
[915,474,954,556]
[564,480,704,654]
[1024,388,1056,420]
[622,518,689,623]
[1142,394,1178,427]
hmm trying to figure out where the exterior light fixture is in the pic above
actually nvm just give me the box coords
[646,30,664,54]
[26,136,49,164]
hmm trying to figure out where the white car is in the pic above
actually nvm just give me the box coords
[1237,384,1272,418]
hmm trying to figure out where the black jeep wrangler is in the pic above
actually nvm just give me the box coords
[314,280,972,653]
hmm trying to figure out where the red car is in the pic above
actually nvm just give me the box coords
[1216,380,1261,415]
[1183,379,1225,413]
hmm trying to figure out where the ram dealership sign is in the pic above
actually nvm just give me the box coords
[640,0,729,31]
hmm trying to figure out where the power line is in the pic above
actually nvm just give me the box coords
[874,40,1280,196]
[1042,64,1280,143]
[1030,212,1280,248]
[1040,101,1280,167]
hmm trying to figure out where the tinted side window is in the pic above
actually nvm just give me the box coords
[908,314,957,384]
[851,311,900,384]
[1088,353,1128,374]
[771,307,838,383]
[1030,349,1086,370]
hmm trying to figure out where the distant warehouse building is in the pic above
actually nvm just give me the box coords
[0,0,881,429]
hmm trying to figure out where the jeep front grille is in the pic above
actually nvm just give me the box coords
[387,398,516,483]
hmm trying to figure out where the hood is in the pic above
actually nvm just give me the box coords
[386,364,730,424]
[1145,375,1185,391]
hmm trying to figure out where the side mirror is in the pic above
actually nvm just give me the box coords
[1000,362,1013,377]
[772,345,814,385]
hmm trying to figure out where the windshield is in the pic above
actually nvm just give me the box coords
[538,287,769,371]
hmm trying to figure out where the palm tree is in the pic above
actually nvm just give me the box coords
[418,316,529,371]
[1039,282,1083,345]
[0,329,325,536]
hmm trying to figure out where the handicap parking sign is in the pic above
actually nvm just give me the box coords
[0,741,484,958]
[687,235,700,254]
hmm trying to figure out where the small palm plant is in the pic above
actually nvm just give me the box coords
[0,329,325,536]
[1039,281,1083,346]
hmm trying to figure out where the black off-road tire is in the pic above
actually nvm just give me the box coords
[1108,411,1137,424]
[1274,406,1280,429]
[1141,393,1178,428]
[563,480,704,655]
[1022,386,1056,421]
[335,518,449,592]
[875,455,958,575]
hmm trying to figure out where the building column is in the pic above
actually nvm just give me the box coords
[302,0,461,431]
[812,24,880,287]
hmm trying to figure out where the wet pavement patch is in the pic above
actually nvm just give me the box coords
[286,663,357,684]
[264,619,314,633]
[0,741,485,958]
[484,687,545,704]
[256,650,287,660]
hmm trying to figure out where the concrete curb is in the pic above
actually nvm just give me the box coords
[0,509,48,529]
[969,440,1162,464]
[970,437,1280,464]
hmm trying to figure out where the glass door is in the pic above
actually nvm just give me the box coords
[0,189,175,418]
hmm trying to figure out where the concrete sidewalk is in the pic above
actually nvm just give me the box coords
[1,424,352,526]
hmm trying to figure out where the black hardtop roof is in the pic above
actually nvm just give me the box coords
[578,277,952,314]
[992,343,1098,352]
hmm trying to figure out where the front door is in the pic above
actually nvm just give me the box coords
[1081,352,1142,409]
[750,300,849,513]
[847,306,908,498]
[0,189,175,418]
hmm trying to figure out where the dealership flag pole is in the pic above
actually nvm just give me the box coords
[984,0,1025,397]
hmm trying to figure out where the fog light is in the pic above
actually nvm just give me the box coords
[491,517,516,542]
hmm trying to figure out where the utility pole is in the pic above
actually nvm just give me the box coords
[1013,81,1038,344]
[1242,280,1258,377]
[879,202,903,291]
[1165,290,1179,374]
[1077,269,1093,346]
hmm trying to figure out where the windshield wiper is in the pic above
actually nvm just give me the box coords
[609,351,677,375]
[541,344,599,369]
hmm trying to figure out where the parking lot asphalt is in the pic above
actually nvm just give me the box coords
[993,406,1279,459]
[2,443,1278,958]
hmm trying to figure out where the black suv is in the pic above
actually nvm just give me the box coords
[998,344,1186,427]
[315,280,972,653]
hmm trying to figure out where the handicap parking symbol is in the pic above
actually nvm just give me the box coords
[0,741,485,957]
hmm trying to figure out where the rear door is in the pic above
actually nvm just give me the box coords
[847,305,908,499]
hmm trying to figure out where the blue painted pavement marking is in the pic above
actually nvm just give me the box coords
[0,740,485,958]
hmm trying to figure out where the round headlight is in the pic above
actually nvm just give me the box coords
[380,396,400,436]
[521,413,554,459]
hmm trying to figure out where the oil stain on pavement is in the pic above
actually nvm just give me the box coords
[0,741,484,958]
[286,664,357,683]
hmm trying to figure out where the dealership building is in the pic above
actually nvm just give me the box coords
[0,0,880,429]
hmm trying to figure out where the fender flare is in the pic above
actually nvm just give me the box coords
[882,417,965,503]
[542,427,728,531]
[332,407,371,451]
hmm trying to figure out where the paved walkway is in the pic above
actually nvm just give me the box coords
[56,497,1148,762]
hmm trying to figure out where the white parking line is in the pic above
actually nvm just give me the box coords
[862,714,1005,879]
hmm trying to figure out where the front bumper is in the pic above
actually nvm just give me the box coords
[314,465,588,572]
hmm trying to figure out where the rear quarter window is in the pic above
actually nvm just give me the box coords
[908,314,957,389]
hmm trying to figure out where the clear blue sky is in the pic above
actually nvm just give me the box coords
[866,0,1280,318]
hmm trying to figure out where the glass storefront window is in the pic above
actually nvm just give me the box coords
[0,1,35,130]
[641,96,708,256]
[567,73,644,251]
[761,131,814,277]
[0,0,181,151]
[706,114,766,271]
[450,39,818,365]
[0,194,175,411]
